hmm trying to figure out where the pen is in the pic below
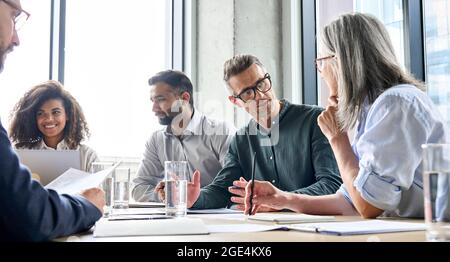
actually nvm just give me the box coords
[249,151,256,216]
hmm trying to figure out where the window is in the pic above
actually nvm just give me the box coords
[355,0,405,67]
[0,0,51,127]
[315,0,405,107]
[424,0,450,128]
[64,0,168,158]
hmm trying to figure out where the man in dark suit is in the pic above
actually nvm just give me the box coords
[0,0,105,241]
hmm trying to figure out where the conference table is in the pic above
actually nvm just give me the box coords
[55,207,427,242]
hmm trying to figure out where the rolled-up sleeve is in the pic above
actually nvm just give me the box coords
[352,96,429,211]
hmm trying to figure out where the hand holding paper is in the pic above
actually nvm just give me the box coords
[80,187,105,213]
[45,166,115,195]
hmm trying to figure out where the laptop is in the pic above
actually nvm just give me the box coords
[15,149,82,186]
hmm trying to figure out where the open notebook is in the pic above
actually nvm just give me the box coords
[287,220,427,235]
[248,213,335,224]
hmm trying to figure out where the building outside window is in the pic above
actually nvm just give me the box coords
[424,0,450,128]
[316,0,405,107]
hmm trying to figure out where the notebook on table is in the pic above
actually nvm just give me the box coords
[247,213,335,224]
[187,208,242,214]
[94,217,209,237]
[287,220,427,235]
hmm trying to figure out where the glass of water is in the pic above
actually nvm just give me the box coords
[90,161,115,217]
[164,161,188,217]
[422,144,450,241]
[113,167,131,209]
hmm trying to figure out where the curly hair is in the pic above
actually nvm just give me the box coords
[9,80,90,149]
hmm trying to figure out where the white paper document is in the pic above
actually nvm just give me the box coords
[45,166,114,195]
[248,213,335,224]
[187,208,243,214]
[188,213,248,221]
[287,220,427,235]
[94,217,209,237]
[110,208,240,217]
[206,224,283,233]
[107,214,173,221]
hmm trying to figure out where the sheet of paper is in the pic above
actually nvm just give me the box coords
[45,166,114,195]
[94,217,209,237]
[206,224,284,233]
[187,208,243,214]
[107,215,173,221]
[188,213,248,221]
[288,220,427,235]
[110,208,242,217]
[248,213,335,224]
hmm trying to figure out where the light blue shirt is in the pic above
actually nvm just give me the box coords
[338,84,447,218]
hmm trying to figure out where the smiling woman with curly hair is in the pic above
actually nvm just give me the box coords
[9,80,99,172]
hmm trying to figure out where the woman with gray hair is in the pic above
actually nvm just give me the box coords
[243,13,447,218]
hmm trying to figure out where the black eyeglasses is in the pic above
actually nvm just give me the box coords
[2,0,30,31]
[233,73,272,103]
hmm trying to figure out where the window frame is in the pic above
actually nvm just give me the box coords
[301,0,318,105]
[404,0,425,81]
[300,0,426,106]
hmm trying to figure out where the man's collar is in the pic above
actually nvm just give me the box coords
[164,108,202,136]
[277,99,290,120]
[249,99,291,136]
[184,108,202,135]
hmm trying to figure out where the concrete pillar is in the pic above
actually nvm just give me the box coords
[195,0,283,128]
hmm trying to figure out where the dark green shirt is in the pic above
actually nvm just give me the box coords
[192,100,342,209]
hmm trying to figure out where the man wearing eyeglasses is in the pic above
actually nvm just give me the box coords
[0,0,105,241]
[183,54,342,211]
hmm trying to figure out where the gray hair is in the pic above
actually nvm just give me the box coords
[320,12,425,131]
[223,54,266,85]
